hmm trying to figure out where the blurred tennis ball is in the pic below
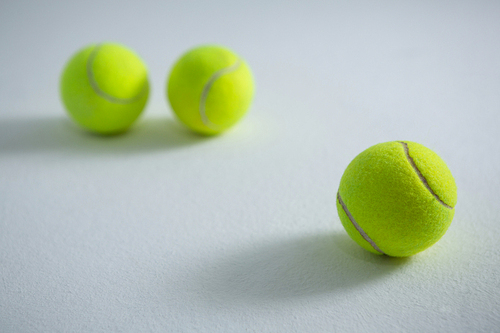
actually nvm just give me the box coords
[60,43,149,134]
[167,45,254,135]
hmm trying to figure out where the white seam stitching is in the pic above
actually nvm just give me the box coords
[86,44,147,105]
[337,192,385,255]
[398,142,453,209]
[199,59,242,129]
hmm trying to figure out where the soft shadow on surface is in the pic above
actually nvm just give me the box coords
[0,116,211,155]
[195,232,410,303]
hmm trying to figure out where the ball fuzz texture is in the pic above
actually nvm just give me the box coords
[337,141,457,257]
[167,45,254,135]
[60,43,149,134]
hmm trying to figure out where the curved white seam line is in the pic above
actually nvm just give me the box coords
[86,44,147,105]
[398,142,453,209]
[337,192,385,255]
[199,59,242,129]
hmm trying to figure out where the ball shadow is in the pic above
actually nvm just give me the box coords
[0,115,211,155]
[194,232,410,304]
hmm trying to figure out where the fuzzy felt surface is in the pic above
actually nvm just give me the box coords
[337,141,456,257]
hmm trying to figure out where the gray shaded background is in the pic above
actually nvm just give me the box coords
[1,0,499,332]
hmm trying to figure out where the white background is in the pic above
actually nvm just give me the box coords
[1,1,499,332]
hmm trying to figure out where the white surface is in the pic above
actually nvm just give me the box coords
[1,1,499,332]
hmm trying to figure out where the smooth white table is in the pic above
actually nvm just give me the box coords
[1,1,499,332]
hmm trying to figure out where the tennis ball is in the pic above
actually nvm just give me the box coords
[337,141,457,257]
[167,45,254,135]
[60,43,149,134]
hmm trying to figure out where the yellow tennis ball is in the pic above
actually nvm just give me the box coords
[60,43,149,134]
[167,45,255,135]
[337,141,457,257]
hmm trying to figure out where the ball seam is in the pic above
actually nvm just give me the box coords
[398,141,453,209]
[337,192,385,255]
[86,44,148,105]
[199,59,242,129]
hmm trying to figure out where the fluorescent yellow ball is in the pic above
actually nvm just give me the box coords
[167,45,255,135]
[337,141,457,257]
[60,43,149,134]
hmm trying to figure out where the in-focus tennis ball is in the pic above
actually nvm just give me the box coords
[60,43,149,134]
[167,45,254,135]
[337,141,457,257]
